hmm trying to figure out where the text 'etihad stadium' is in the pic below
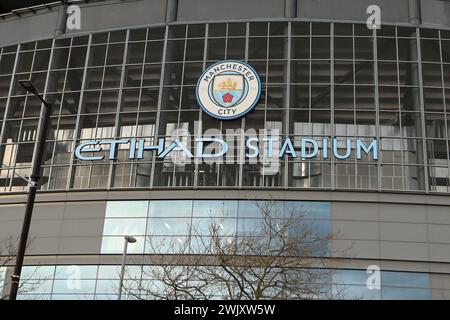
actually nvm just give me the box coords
[75,137,378,161]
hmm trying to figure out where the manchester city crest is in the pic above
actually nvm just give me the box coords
[196,60,261,120]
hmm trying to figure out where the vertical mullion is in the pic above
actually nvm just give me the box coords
[66,34,92,190]
[129,29,150,188]
[438,30,450,192]
[352,27,358,188]
[194,24,208,188]
[108,30,130,189]
[263,23,269,187]
[416,28,430,193]
[238,23,250,189]
[0,45,20,192]
[330,23,335,190]
[39,38,57,190]
[11,45,32,191]
[395,27,405,191]
[150,26,169,188]
[172,26,189,186]
[284,22,291,189]
[89,35,109,190]
[373,28,382,191]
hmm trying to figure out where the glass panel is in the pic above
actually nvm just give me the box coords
[101,236,145,254]
[148,200,192,217]
[382,287,430,300]
[105,201,148,218]
[381,271,429,288]
[103,218,147,236]
[146,217,191,236]
[52,279,96,294]
[54,265,98,279]
[192,200,238,217]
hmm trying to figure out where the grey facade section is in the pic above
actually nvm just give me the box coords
[176,0,285,21]
[0,9,61,47]
[64,0,166,35]
[1,190,450,267]
[420,0,450,28]
[1,0,450,47]
[297,0,410,23]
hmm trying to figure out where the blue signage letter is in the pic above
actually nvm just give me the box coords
[356,139,378,160]
[75,141,104,161]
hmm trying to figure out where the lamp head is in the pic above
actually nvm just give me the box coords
[18,80,38,94]
[125,236,137,243]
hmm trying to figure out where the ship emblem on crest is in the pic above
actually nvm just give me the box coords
[212,75,245,108]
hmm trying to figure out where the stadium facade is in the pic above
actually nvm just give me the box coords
[0,0,450,299]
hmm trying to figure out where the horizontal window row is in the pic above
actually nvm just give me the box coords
[1,264,431,300]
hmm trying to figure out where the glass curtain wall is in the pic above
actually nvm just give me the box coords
[0,22,448,193]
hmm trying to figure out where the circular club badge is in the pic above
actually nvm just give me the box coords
[196,60,261,120]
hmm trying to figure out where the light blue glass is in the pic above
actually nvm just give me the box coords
[141,265,164,279]
[190,236,237,254]
[332,284,381,300]
[238,200,284,218]
[17,293,52,300]
[101,236,145,254]
[291,219,331,238]
[146,217,191,236]
[21,265,55,280]
[284,201,331,220]
[0,267,5,294]
[54,265,98,279]
[192,200,238,217]
[125,265,144,279]
[105,201,148,218]
[191,217,237,236]
[237,218,293,236]
[52,279,96,294]
[148,200,193,217]
[381,287,431,300]
[145,236,190,254]
[333,269,369,286]
[18,279,54,295]
[51,294,95,300]
[97,265,121,279]
[381,271,430,288]
[95,279,119,294]
[103,218,147,236]
[237,218,267,235]
[95,293,119,300]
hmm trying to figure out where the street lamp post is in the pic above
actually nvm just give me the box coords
[8,80,51,300]
[118,236,137,300]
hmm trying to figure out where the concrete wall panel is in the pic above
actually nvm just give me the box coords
[428,224,450,244]
[29,219,62,238]
[63,201,106,220]
[331,239,379,259]
[58,236,102,255]
[298,0,409,24]
[420,0,450,29]
[0,10,60,47]
[33,203,65,220]
[379,222,427,242]
[332,202,378,221]
[380,241,428,261]
[66,0,166,35]
[0,204,26,221]
[379,204,427,223]
[177,0,285,22]
[333,220,379,240]
[60,219,105,237]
